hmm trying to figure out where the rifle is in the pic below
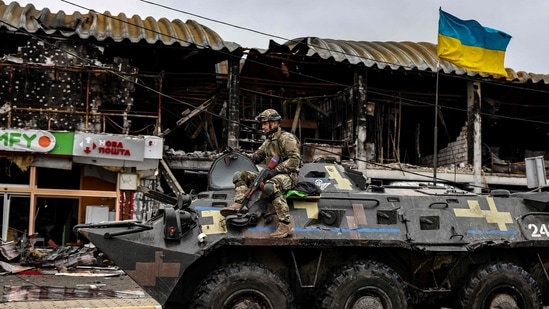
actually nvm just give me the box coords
[238,155,280,212]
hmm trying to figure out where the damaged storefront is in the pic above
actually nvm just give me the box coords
[0,129,162,247]
[0,2,218,246]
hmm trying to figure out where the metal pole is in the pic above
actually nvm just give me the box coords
[433,63,440,185]
[227,56,240,149]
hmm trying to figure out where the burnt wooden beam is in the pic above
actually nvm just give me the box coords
[160,95,215,137]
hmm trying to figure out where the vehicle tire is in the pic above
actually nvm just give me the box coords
[315,260,411,309]
[457,262,542,309]
[189,262,295,309]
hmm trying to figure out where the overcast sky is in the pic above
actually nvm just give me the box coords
[24,0,549,74]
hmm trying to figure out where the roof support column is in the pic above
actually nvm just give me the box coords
[467,80,483,193]
[354,70,371,170]
[227,56,241,149]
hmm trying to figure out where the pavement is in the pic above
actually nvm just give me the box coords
[0,269,162,309]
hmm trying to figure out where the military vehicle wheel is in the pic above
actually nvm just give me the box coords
[189,262,295,309]
[458,262,542,309]
[315,260,410,309]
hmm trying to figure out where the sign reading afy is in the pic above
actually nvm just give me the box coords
[0,129,56,153]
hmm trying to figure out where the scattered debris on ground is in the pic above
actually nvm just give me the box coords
[0,236,144,302]
[0,234,114,276]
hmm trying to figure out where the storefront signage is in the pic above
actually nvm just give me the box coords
[48,132,74,155]
[73,133,145,161]
[144,136,163,159]
[0,129,56,152]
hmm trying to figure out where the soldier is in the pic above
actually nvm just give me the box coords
[220,109,301,238]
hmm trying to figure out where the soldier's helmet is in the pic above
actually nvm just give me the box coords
[256,109,282,122]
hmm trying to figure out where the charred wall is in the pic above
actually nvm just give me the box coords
[0,33,232,153]
[1,31,548,175]
[0,37,143,134]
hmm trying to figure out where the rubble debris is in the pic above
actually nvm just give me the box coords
[0,261,32,274]
[0,243,20,262]
[0,237,114,275]
[21,246,97,269]
[164,149,220,160]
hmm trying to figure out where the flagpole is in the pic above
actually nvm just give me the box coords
[433,61,440,185]
[436,8,511,187]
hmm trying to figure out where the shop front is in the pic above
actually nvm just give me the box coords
[0,129,162,246]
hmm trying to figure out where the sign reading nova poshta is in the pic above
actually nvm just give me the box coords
[0,129,56,152]
[73,133,145,161]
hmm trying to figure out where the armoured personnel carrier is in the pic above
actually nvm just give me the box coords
[75,151,549,308]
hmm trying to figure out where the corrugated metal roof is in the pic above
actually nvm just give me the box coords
[282,37,549,84]
[0,1,240,52]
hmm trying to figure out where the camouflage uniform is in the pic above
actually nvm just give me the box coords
[234,127,301,223]
[221,109,301,237]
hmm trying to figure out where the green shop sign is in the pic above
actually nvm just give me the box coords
[0,129,56,153]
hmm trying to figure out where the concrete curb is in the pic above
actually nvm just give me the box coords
[67,307,162,309]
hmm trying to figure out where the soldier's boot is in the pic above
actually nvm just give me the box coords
[270,220,294,238]
[220,203,248,217]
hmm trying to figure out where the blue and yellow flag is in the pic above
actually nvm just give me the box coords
[437,9,512,76]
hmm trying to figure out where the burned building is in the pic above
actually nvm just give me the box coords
[240,38,549,191]
[0,1,549,247]
[0,0,240,245]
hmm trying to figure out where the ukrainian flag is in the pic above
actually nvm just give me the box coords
[437,9,512,76]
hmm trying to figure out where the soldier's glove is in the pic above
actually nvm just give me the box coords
[265,168,279,179]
